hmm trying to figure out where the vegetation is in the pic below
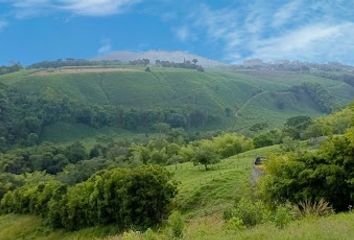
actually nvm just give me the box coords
[0,165,177,231]
[260,127,354,211]
[1,66,353,145]
[1,63,354,239]
[0,64,22,75]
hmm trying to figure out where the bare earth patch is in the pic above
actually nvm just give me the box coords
[31,67,142,76]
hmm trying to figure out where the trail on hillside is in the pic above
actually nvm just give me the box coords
[234,90,270,118]
[251,166,263,186]
[232,90,270,129]
[98,73,112,105]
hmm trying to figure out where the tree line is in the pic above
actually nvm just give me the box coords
[0,64,22,75]
[0,85,216,150]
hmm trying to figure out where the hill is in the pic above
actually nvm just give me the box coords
[0,65,354,144]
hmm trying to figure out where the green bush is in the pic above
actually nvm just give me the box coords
[167,211,185,239]
[227,216,246,231]
[260,128,354,211]
[228,198,271,227]
[0,165,178,231]
[273,205,293,229]
[253,129,282,148]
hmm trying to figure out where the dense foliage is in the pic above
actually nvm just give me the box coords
[291,83,334,113]
[0,165,177,230]
[261,128,354,211]
[0,142,88,175]
[0,85,215,149]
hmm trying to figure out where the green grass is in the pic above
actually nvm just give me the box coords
[179,212,354,240]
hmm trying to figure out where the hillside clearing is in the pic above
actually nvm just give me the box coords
[30,67,142,76]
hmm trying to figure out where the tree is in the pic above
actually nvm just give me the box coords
[283,115,312,139]
[65,142,87,163]
[261,129,354,211]
[192,59,198,65]
[192,141,220,170]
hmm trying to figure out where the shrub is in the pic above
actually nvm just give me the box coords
[253,129,282,148]
[0,165,178,231]
[280,136,299,152]
[273,205,293,229]
[260,130,354,211]
[228,198,271,227]
[167,211,185,239]
[296,199,334,217]
[227,216,246,231]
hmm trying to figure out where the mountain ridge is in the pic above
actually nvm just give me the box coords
[95,50,226,67]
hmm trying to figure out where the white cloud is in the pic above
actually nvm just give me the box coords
[191,4,240,49]
[249,23,354,62]
[175,26,190,42]
[272,0,302,28]
[186,1,354,64]
[60,0,141,16]
[4,0,141,17]
[98,38,112,55]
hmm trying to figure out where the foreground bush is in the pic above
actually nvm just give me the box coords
[0,165,177,230]
[226,198,271,227]
[260,128,354,211]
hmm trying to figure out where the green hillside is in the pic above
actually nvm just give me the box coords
[1,66,354,143]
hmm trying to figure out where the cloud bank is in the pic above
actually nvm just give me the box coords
[175,0,354,64]
[3,0,141,17]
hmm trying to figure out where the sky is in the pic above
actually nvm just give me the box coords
[0,0,354,65]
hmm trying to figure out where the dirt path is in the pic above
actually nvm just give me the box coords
[250,166,263,186]
[31,67,141,76]
[234,90,269,118]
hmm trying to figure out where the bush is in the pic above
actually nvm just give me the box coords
[260,130,354,211]
[228,198,271,227]
[167,211,185,239]
[280,136,299,152]
[273,205,293,229]
[0,165,178,231]
[296,199,334,217]
[253,129,282,148]
[227,216,246,231]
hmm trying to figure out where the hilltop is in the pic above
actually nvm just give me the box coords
[95,50,225,67]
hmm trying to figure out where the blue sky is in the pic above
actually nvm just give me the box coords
[0,0,354,65]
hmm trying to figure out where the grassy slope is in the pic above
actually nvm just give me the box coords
[4,145,354,240]
[180,212,354,240]
[1,67,353,143]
